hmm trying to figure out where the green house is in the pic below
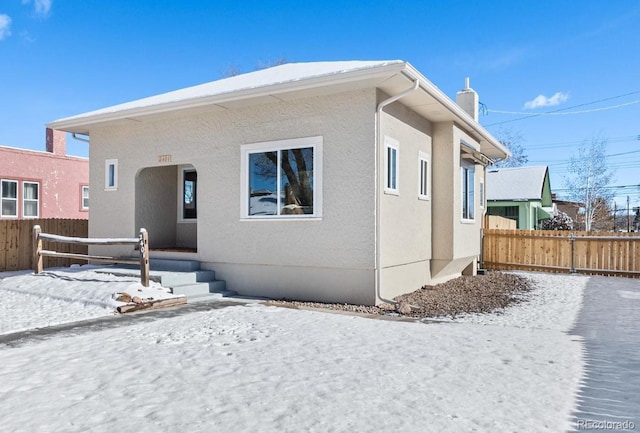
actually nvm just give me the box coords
[486,166,554,229]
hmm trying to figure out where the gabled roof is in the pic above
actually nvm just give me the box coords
[47,60,509,158]
[486,166,551,201]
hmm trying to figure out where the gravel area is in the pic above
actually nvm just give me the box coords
[269,271,533,319]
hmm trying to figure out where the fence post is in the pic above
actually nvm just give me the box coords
[32,225,43,274]
[570,233,576,274]
[139,228,149,287]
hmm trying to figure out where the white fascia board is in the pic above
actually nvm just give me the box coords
[401,63,510,159]
[47,62,408,132]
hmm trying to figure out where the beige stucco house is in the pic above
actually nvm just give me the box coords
[48,60,509,305]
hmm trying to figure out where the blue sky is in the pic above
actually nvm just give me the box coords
[1,0,639,208]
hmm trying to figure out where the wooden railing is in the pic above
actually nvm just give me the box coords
[32,225,150,287]
[483,229,640,277]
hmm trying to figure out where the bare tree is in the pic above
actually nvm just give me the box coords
[491,127,528,168]
[563,137,615,231]
[220,63,242,78]
[256,57,288,70]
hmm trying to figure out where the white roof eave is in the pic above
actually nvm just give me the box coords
[47,62,407,131]
[47,60,509,159]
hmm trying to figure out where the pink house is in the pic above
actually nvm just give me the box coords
[0,128,89,219]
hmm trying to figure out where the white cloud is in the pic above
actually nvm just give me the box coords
[0,14,11,40]
[524,92,569,109]
[22,0,52,17]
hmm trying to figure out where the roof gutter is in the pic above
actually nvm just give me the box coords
[374,78,420,305]
[71,133,90,143]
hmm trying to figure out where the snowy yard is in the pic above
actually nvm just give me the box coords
[0,267,587,432]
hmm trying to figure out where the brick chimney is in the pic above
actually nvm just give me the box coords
[456,77,479,121]
[46,128,66,155]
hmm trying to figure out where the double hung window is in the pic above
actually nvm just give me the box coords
[23,182,39,218]
[81,186,89,210]
[1,180,18,217]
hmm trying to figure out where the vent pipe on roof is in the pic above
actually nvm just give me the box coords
[456,77,479,121]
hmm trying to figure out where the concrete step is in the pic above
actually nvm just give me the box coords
[170,280,236,298]
[93,261,236,299]
[148,258,201,272]
[158,270,216,287]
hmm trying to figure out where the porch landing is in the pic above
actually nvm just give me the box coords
[95,258,236,301]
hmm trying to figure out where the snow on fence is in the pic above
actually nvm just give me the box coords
[483,229,640,278]
[32,225,150,287]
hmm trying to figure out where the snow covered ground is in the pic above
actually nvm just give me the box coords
[0,267,587,433]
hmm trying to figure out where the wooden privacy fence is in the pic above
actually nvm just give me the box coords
[32,225,150,287]
[483,229,640,277]
[0,219,88,272]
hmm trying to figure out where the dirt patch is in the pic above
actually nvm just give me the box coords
[270,271,533,319]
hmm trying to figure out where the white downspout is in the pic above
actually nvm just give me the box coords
[374,79,420,305]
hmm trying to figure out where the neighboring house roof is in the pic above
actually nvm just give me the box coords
[48,60,509,159]
[486,166,551,202]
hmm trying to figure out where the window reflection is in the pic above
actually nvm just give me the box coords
[248,147,314,216]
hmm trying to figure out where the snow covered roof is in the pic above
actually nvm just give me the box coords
[486,166,550,201]
[48,60,509,158]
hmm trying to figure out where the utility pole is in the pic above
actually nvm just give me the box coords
[627,196,631,232]
[613,202,617,231]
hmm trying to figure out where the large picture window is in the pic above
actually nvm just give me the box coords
[23,182,39,218]
[1,179,18,217]
[461,162,475,220]
[241,136,322,219]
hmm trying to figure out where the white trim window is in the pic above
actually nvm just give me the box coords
[81,185,89,210]
[1,179,18,218]
[180,168,197,221]
[384,137,399,195]
[241,136,322,219]
[461,161,475,221]
[418,152,429,200]
[105,159,118,190]
[23,181,39,218]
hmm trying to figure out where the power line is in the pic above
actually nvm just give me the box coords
[483,90,640,127]
[523,134,640,150]
[488,99,640,116]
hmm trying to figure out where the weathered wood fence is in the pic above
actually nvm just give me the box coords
[483,229,640,277]
[0,219,88,271]
[33,225,150,287]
